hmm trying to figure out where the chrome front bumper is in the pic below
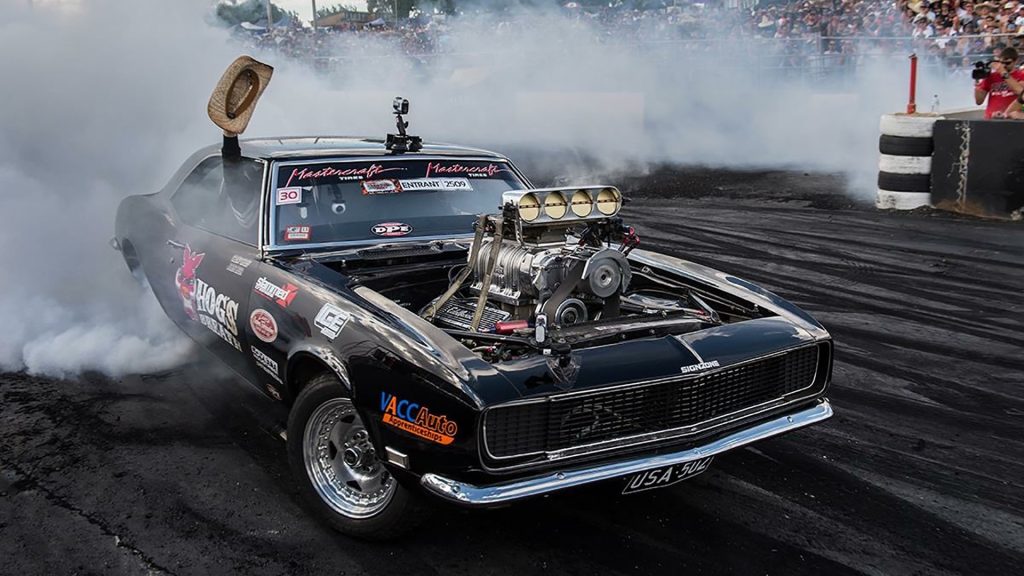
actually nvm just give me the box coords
[420,399,833,506]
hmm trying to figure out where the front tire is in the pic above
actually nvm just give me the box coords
[287,373,428,540]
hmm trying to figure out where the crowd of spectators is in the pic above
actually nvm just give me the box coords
[738,0,1024,71]
[231,1,1024,77]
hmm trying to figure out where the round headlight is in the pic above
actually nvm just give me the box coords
[570,190,593,217]
[595,187,621,216]
[518,192,541,222]
[543,191,568,219]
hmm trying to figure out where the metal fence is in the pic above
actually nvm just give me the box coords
[303,33,1024,85]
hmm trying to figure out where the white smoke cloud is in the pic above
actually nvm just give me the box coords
[0,0,969,376]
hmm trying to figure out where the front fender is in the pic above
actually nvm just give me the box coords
[285,345,352,394]
[628,249,829,340]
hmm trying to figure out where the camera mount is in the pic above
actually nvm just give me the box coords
[386,96,422,153]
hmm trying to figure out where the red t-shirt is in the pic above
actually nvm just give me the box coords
[978,69,1024,118]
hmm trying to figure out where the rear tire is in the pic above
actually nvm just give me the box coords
[120,241,148,287]
[287,372,429,540]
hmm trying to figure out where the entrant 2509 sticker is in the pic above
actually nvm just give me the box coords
[371,222,412,237]
[380,392,458,445]
[398,178,472,192]
[362,178,472,195]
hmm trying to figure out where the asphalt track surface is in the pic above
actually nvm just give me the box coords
[2,169,1023,576]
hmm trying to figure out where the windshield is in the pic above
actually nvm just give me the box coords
[270,158,527,247]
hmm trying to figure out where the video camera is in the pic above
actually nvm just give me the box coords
[973,60,994,81]
[385,96,422,153]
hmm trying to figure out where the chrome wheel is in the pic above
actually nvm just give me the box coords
[303,398,396,519]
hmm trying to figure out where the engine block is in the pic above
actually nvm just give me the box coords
[446,186,634,329]
[470,239,574,306]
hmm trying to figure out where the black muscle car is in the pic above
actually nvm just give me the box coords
[114,133,834,539]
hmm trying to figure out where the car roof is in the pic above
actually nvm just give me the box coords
[234,136,507,161]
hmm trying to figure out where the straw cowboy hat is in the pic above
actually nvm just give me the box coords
[207,56,273,135]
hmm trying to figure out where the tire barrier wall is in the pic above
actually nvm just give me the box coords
[877,113,942,210]
[931,119,1024,218]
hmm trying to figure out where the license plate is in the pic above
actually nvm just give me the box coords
[621,457,714,495]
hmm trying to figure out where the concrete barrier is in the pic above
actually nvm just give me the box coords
[931,119,1024,218]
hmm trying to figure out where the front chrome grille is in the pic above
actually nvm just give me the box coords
[484,344,822,460]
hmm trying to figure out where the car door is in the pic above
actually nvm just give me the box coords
[161,155,266,384]
[243,261,306,400]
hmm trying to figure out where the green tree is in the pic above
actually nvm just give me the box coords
[215,0,293,26]
[366,0,416,19]
[316,3,361,18]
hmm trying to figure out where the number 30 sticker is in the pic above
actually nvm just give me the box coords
[276,187,303,205]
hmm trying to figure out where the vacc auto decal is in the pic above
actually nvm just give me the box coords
[380,392,458,445]
[176,245,241,351]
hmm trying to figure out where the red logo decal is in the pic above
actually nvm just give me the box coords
[424,162,508,178]
[175,244,206,320]
[250,309,278,343]
[285,164,405,187]
[284,225,311,242]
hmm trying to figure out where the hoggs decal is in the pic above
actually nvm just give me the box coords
[176,245,240,351]
[380,393,458,445]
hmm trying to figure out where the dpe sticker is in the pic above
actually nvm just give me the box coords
[371,222,412,237]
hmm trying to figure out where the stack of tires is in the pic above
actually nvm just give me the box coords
[877,113,942,210]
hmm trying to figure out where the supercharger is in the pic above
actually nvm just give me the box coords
[469,235,632,325]
[424,186,635,332]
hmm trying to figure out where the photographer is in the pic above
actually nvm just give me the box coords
[974,47,1024,119]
